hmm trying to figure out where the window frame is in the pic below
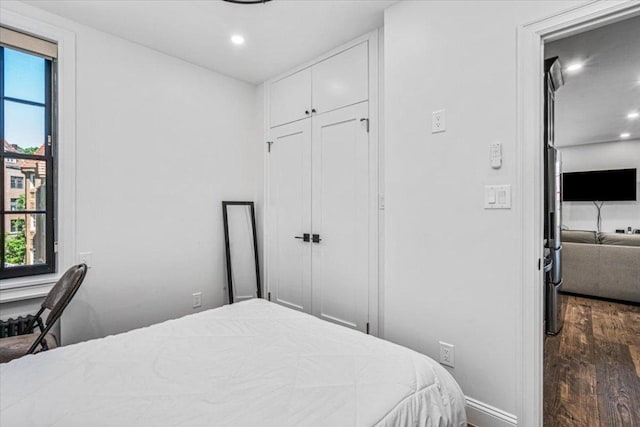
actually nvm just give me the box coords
[1,45,56,279]
[0,9,76,303]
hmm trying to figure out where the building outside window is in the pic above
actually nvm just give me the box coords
[1,29,57,279]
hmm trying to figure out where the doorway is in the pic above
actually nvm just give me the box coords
[517,2,640,426]
[542,15,640,426]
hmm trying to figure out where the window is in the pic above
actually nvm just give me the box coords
[1,29,57,279]
[10,176,23,189]
[10,219,24,233]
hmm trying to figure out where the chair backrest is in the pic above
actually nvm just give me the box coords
[42,264,88,327]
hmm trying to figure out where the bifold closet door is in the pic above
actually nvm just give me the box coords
[267,119,312,312]
[311,101,370,332]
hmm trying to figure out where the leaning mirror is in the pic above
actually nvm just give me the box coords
[222,201,261,303]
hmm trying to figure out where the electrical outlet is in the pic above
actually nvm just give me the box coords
[78,252,92,268]
[432,109,446,133]
[439,341,455,368]
[192,292,202,308]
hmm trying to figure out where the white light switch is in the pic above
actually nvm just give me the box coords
[484,185,511,209]
[488,189,496,204]
[498,189,506,204]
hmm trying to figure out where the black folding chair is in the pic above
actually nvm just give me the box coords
[0,263,88,363]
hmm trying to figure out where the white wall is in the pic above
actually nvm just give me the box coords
[0,2,263,344]
[383,0,581,421]
[559,140,640,232]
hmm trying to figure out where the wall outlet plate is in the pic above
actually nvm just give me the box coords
[439,341,455,368]
[78,252,92,268]
[192,292,202,308]
[432,109,446,133]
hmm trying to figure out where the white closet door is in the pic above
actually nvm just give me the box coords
[270,68,312,128]
[311,102,369,331]
[312,42,368,115]
[267,119,312,312]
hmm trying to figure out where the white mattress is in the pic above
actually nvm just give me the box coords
[1,299,466,426]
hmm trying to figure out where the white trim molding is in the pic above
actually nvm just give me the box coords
[0,282,53,304]
[466,396,517,427]
[516,1,640,426]
[0,8,77,301]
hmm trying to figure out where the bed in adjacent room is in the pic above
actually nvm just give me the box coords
[0,299,466,426]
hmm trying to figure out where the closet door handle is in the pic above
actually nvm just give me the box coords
[311,108,317,114]
[312,234,322,243]
[295,233,310,242]
[305,110,310,115]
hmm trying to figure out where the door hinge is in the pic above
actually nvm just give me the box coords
[266,141,274,153]
[47,135,52,146]
[360,118,369,133]
[267,291,271,301]
[366,322,370,335]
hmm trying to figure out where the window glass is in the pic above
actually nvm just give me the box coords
[3,48,45,104]
[3,213,47,268]
[1,44,55,278]
[4,160,46,211]
[3,100,46,154]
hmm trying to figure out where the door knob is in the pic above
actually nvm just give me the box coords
[311,108,317,114]
[305,110,310,115]
[312,234,322,243]
[295,233,310,242]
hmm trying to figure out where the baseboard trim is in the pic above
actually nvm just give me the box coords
[466,396,517,427]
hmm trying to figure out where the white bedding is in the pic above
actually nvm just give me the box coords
[1,299,466,427]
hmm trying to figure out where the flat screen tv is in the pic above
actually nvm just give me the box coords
[562,168,637,202]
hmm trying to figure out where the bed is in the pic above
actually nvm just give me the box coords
[0,298,467,426]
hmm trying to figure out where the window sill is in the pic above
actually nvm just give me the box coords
[0,275,59,303]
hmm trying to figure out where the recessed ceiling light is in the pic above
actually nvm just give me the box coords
[565,62,583,73]
[627,111,639,120]
[620,132,631,139]
[230,34,245,45]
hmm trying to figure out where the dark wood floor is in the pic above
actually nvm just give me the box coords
[544,294,640,426]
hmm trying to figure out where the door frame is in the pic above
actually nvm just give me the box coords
[517,1,640,425]
[263,29,381,335]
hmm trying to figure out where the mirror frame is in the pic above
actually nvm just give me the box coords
[222,201,261,303]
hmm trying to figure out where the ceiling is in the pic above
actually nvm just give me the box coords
[545,15,640,147]
[24,0,396,84]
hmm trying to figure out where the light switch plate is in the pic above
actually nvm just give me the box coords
[484,185,511,209]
